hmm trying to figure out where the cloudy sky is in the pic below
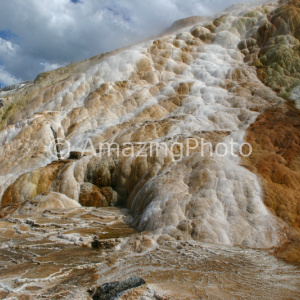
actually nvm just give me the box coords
[0,0,255,87]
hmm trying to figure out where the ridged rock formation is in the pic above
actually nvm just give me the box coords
[238,0,300,103]
[1,1,300,298]
[0,0,299,251]
[245,104,300,232]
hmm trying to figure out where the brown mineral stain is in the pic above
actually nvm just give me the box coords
[244,102,300,262]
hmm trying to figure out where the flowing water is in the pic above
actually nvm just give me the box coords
[0,207,299,299]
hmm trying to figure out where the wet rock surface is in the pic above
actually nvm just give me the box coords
[0,0,300,298]
[0,207,137,299]
[0,206,300,299]
[245,103,300,232]
[1,0,293,248]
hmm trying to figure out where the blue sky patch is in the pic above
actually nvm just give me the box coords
[0,30,18,42]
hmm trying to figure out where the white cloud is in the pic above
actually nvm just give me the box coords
[0,66,22,86]
[0,0,255,86]
[40,61,64,72]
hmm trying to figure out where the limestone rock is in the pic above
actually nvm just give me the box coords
[0,0,299,250]
[1,161,67,206]
[18,192,81,214]
[240,0,300,100]
[245,104,300,232]
[1,1,300,298]
[79,183,114,207]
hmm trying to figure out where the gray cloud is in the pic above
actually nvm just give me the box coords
[0,0,255,86]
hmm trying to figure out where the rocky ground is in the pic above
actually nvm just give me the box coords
[0,207,300,299]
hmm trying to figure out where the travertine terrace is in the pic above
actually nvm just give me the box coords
[0,0,299,298]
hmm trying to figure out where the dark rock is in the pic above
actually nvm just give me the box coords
[91,276,146,300]
[91,237,102,249]
[91,237,117,250]
[0,81,33,92]
[68,151,91,159]
[0,84,18,91]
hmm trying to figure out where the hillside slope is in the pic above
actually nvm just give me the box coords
[0,0,299,250]
[1,0,300,298]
